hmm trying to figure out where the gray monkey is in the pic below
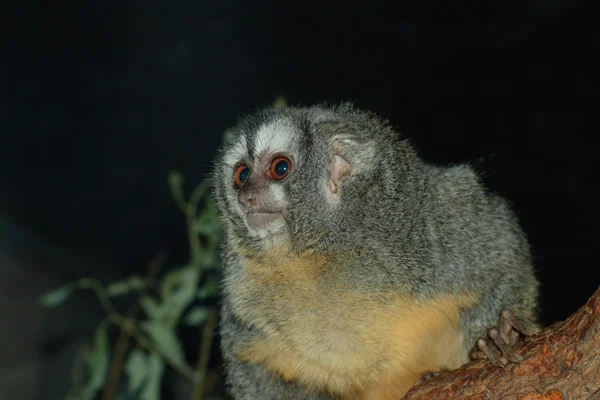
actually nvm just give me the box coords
[212,103,539,400]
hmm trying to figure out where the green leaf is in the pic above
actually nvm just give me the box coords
[140,295,163,320]
[140,320,185,364]
[139,353,164,400]
[197,281,220,299]
[124,348,147,394]
[159,265,200,325]
[40,283,74,307]
[196,203,221,238]
[81,323,109,400]
[168,170,186,208]
[196,251,216,269]
[107,275,145,296]
[183,306,208,326]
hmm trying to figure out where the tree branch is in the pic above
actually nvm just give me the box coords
[405,285,600,399]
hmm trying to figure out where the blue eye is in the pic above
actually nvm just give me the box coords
[271,157,291,180]
[235,165,250,187]
[239,168,249,182]
[274,160,288,176]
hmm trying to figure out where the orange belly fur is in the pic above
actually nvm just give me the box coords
[229,245,479,399]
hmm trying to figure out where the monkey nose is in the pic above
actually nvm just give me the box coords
[238,191,255,209]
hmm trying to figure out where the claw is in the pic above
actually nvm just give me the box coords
[471,309,537,366]
[476,338,508,367]
[501,309,539,336]
[489,327,524,363]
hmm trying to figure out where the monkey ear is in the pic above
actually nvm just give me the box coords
[325,137,355,202]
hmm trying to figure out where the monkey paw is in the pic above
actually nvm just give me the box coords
[470,309,539,367]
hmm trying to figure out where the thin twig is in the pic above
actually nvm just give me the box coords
[187,179,212,262]
[182,177,219,400]
[169,171,190,214]
[188,178,211,218]
[70,339,93,397]
[79,277,199,382]
[168,174,211,263]
[191,309,219,400]
[102,251,168,400]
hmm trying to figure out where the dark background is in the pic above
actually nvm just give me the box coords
[1,0,598,399]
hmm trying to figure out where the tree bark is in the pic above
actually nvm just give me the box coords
[404,286,600,400]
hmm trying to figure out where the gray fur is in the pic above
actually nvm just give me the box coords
[212,102,539,399]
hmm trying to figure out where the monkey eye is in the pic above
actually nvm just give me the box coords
[270,157,292,180]
[234,164,250,188]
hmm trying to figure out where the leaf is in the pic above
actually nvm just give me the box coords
[159,265,200,325]
[197,281,220,299]
[183,306,208,326]
[140,320,185,364]
[195,198,222,255]
[168,170,186,208]
[40,283,74,307]
[195,199,222,239]
[81,323,109,400]
[139,353,164,400]
[140,295,163,320]
[197,251,216,269]
[107,275,145,296]
[124,348,147,394]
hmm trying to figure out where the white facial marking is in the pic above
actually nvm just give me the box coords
[223,135,248,167]
[254,119,296,157]
[222,119,298,249]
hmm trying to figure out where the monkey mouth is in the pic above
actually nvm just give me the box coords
[245,211,283,230]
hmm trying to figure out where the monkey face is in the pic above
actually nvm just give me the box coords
[214,111,321,247]
[213,103,393,252]
[232,150,292,231]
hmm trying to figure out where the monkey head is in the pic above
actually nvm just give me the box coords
[213,103,420,254]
